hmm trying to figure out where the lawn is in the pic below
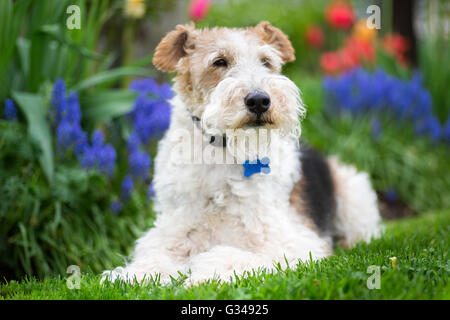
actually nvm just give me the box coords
[1,210,449,300]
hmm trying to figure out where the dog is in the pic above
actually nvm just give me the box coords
[102,22,382,285]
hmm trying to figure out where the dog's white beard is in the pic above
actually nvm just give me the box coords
[201,79,248,132]
[226,127,272,163]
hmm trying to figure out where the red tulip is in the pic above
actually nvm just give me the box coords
[344,36,374,64]
[320,35,375,74]
[305,25,325,48]
[325,1,355,30]
[338,47,359,71]
[383,33,409,64]
[320,52,341,74]
[189,0,211,22]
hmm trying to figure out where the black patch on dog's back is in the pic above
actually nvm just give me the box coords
[300,144,337,237]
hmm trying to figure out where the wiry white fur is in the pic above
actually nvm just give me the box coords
[102,97,381,285]
[328,157,383,247]
[102,26,381,285]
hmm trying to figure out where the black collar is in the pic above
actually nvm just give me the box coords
[191,115,227,148]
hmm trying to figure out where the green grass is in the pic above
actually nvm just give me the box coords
[1,210,449,300]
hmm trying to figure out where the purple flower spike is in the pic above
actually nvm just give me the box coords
[323,68,444,144]
[4,99,17,121]
[147,182,155,200]
[110,201,122,215]
[129,150,151,181]
[91,129,105,148]
[121,175,134,201]
[444,115,450,144]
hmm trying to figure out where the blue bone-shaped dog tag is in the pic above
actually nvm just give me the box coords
[243,157,271,178]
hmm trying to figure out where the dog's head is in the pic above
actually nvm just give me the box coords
[153,21,304,138]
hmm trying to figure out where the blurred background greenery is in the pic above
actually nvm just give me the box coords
[0,0,449,281]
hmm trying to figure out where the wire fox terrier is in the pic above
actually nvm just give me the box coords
[103,22,382,285]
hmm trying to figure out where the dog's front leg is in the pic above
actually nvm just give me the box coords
[185,245,273,285]
[102,226,189,285]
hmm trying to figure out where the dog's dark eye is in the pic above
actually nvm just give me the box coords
[261,58,271,68]
[213,58,228,67]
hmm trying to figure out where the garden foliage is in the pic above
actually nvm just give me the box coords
[0,0,171,279]
[0,0,449,282]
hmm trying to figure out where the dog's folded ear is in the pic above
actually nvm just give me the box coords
[253,21,295,64]
[153,23,195,72]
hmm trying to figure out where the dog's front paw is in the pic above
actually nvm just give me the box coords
[100,267,149,284]
[183,269,238,288]
[101,266,179,286]
[101,267,127,284]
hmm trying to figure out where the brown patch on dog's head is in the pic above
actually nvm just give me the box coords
[251,21,295,63]
[153,23,195,72]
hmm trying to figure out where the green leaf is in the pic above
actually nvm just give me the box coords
[0,0,32,96]
[16,38,31,77]
[70,67,152,92]
[128,53,154,68]
[0,0,13,74]
[39,24,104,61]
[11,91,54,182]
[80,90,137,124]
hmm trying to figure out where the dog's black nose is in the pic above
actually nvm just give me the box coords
[244,91,271,116]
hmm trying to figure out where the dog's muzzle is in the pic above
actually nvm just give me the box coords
[244,90,271,117]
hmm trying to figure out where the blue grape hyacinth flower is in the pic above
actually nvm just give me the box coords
[384,188,399,203]
[97,143,117,176]
[56,120,85,153]
[110,201,122,215]
[147,182,155,200]
[80,130,116,176]
[91,129,105,148]
[128,149,151,182]
[4,99,17,121]
[444,115,450,144]
[121,175,134,201]
[116,78,174,206]
[323,68,446,144]
[128,78,172,144]
[50,79,117,176]
[130,78,174,101]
